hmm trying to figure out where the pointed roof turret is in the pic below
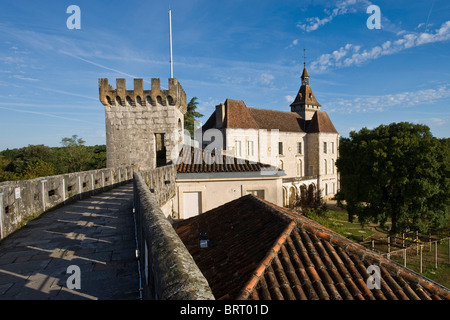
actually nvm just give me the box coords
[290,66,321,109]
[301,66,309,81]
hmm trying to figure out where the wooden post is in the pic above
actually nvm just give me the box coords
[387,236,391,255]
[371,239,374,251]
[435,241,438,269]
[429,232,432,252]
[416,231,419,256]
[403,248,407,267]
[419,245,423,273]
[402,232,405,248]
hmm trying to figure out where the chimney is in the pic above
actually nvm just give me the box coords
[215,103,225,128]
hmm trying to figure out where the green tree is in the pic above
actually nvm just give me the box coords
[184,97,203,138]
[336,122,449,234]
[20,160,56,180]
[60,135,92,173]
[4,144,54,175]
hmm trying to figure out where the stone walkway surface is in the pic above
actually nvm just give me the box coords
[0,183,139,300]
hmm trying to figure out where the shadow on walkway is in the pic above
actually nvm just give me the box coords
[0,183,139,300]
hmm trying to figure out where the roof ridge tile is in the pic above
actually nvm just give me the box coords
[236,220,296,300]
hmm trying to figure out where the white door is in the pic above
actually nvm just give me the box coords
[183,192,202,219]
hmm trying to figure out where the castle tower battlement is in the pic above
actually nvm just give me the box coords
[99,77,186,171]
[99,78,187,114]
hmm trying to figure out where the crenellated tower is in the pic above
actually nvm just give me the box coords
[99,77,187,171]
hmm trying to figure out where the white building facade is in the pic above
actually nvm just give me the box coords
[200,67,340,207]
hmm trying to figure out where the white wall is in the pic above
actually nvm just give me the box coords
[174,177,282,219]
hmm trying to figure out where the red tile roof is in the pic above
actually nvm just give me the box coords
[224,99,259,129]
[176,146,280,174]
[174,195,450,300]
[247,107,304,133]
[307,111,338,134]
[201,99,305,133]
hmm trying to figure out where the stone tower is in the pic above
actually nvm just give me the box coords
[99,77,187,171]
[290,67,321,121]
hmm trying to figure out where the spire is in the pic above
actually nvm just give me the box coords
[301,48,309,85]
[301,67,310,85]
[290,55,321,121]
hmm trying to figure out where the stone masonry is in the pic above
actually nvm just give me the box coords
[99,78,187,171]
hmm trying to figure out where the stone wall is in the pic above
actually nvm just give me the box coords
[0,166,133,240]
[133,167,214,300]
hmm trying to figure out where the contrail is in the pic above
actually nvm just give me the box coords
[0,106,99,125]
[59,50,153,85]
[425,0,435,32]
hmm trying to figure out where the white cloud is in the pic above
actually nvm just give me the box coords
[325,84,450,114]
[259,73,275,85]
[311,20,450,72]
[12,74,39,82]
[285,95,295,103]
[297,0,370,32]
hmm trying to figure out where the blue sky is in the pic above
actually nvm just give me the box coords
[0,0,449,150]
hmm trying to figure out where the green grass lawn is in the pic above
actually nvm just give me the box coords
[305,208,450,289]
[305,209,376,242]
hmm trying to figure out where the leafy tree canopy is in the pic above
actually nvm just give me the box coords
[0,136,106,182]
[336,122,449,234]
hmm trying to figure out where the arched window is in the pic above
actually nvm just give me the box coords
[136,96,142,106]
[116,96,122,106]
[167,95,175,106]
[289,187,296,207]
[146,95,154,105]
[297,159,303,177]
[331,159,335,174]
[324,159,327,175]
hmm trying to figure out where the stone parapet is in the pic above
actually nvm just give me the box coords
[0,166,133,239]
[133,167,214,300]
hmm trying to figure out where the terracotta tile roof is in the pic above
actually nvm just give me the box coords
[307,111,338,134]
[201,99,305,133]
[176,146,279,174]
[247,108,304,133]
[224,99,259,129]
[290,85,321,108]
[174,195,450,300]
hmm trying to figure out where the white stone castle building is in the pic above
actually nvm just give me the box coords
[199,67,340,206]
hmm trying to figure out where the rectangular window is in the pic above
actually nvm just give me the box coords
[297,142,302,154]
[323,142,327,154]
[248,141,254,156]
[235,140,242,157]
[278,142,283,155]
[247,190,265,199]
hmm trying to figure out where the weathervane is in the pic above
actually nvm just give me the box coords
[303,48,306,68]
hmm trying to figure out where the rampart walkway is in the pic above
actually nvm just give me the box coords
[0,183,138,300]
